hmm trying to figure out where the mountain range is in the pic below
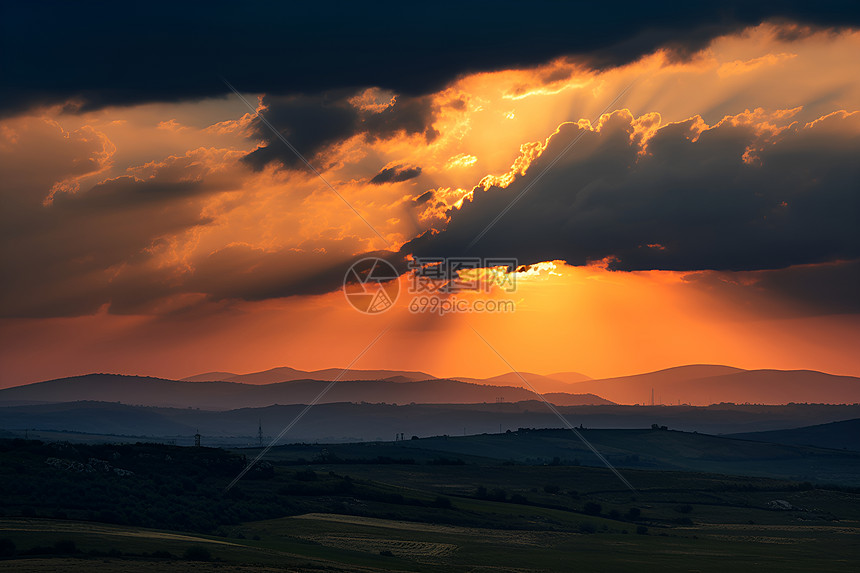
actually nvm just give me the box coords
[180,366,438,384]
[1,364,858,410]
[564,365,860,405]
[0,373,611,410]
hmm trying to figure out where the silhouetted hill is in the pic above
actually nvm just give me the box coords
[183,366,440,384]
[454,372,592,394]
[4,401,860,448]
[0,374,248,409]
[568,365,860,405]
[729,418,860,451]
[0,401,195,435]
[387,428,860,486]
[546,371,592,384]
[180,371,236,381]
[480,372,589,394]
[0,374,611,410]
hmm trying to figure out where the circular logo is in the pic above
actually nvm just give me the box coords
[343,257,400,314]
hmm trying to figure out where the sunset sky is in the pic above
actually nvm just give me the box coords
[1,3,858,387]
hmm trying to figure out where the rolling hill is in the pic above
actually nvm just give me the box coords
[5,400,860,447]
[566,365,860,406]
[387,428,860,485]
[0,374,612,410]
[453,371,592,394]
[546,371,593,384]
[729,418,860,451]
[183,366,593,393]
[481,372,591,394]
[181,366,439,384]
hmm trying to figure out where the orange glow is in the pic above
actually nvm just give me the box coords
[1,23,859,390]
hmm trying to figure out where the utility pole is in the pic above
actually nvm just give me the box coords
[258,420,263,447]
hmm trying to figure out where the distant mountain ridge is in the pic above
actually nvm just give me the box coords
[182,367,593,394]
[4,401,860,444]
[3,364,858,410]
[0,373,612,410]
[728,418,860,451]
[566,365,860,406]
[181,367,439,384]
[456,372,593,394]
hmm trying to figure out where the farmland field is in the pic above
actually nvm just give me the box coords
[1,433,859,571]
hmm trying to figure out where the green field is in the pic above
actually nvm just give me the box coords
[1,433,859,571]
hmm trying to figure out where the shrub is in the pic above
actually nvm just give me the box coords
[294,469,318,481]
[674,504,693,514]
[636,525,648,535]
[626,507,641,519]
[53,539,77,554]
[543,484,560,494]
[182,546,212,561]
[0,538,15,558]
[432,496,452,509]
[583,502,602,515]
[578,522,596,534]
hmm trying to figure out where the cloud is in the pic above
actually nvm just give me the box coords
[242,93,437,171]
[0,115,420,317]
[685,259,860,316]
[402,109,860,279]
[0,119,248,317]
[370,164,422,185]
[717,52,797,77]
[3,2,860,116]
[182,244,407,303]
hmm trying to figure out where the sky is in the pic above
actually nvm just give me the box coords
[1,2,859,387]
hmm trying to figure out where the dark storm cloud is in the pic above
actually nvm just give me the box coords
[0,121,243,317]
[0,115,418,318]
[183,246,408,303]
[402,110,860,274]
[2,1,860,116]
[370,164,422,185]
[685,259,860,316]
[242,93,360,171]
[242,93,436,171]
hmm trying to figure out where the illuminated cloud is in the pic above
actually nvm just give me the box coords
[369,164,422,185]
[717,52,798,77]
[0,118,249,317]
[243,93,438,171]
[445,154,478,169]
[1,10,859,389]
[405,108,860,286]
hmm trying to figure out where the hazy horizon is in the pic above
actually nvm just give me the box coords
[4,360,859,387]
[1,4,859,570]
